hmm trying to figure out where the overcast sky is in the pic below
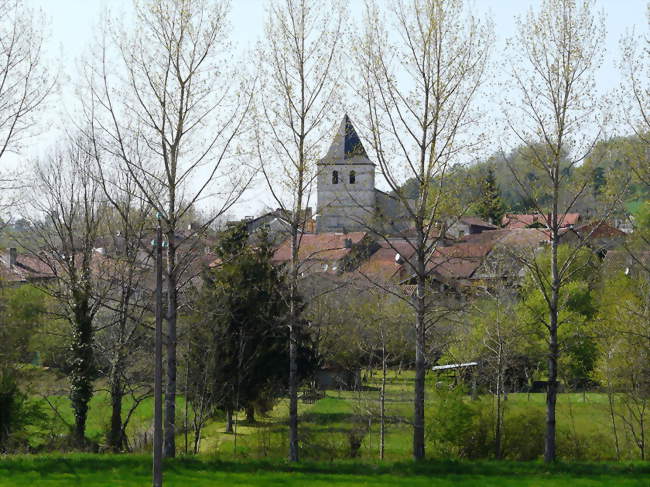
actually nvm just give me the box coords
[21,0,650,218]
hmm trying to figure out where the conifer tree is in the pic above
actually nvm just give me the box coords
[476,167,506,225]
[187,224,318,449]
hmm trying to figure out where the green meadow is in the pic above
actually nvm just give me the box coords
[2,367,648,485]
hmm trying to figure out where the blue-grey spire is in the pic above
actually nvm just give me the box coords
[321,114,373,163]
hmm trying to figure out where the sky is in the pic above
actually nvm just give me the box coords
[20,0,650,218]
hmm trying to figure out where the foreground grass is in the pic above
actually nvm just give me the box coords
[18,367,643,461]
[0,455,649,486]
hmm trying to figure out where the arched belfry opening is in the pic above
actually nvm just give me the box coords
[349,170,356,184]
[332,170,339,184]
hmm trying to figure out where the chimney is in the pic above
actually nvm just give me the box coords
[8,247,17,268]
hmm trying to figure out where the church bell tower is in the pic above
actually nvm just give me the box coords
[316,115,376,233]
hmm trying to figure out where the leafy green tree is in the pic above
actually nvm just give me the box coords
[0,283,48,453]
[632,200,650,245]
[0,370,46,453]
[594,272,650,460]
[187,224,317,452]
[0,284,48,366]
[519,246,599,389]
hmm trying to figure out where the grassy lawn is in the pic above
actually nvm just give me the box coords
[0,455,649,486]
[3,368,649,485]
[14,367,645,463]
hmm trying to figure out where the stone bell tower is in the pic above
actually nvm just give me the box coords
[316,115,376,233]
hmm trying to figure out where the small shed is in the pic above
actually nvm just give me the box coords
[431,362,479,395]
[315,365,361,391]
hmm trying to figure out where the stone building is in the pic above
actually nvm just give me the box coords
[316,115,376,233]
[316,115,411,234]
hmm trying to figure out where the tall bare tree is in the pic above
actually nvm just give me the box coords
[93,166,156,452]
[24,136,108,448]
[0,0,53,213]
[82,0,253,457]
[354,0,493,460]
[620,3,650,186]
[620,4,650,259]
[255,0,344,462]
[502,0,607,462]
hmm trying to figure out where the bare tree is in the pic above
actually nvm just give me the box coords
[619,4,650,265]
[354,0,493,460]
[502,0,607,462]
[0,0,54,213]
[466,280,527,459]
[255,0,344,462]
[24,136,108,448]
[619,3,650,189]
[93,166,156,452]
[82,0,254,457]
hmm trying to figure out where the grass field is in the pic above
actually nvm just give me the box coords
[17,367,644,461]
[5,367,648,485]
[0,455,649,486]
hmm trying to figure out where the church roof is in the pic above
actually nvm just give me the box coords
[319,115,374,165]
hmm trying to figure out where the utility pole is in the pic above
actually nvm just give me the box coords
[153,217,163,487]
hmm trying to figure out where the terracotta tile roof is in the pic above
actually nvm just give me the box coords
[496,228,552,247]
[436,242,494,258]
[401,284,417,297]
[427,255,483,279]
[501,213,581,229]
[272,232,367,264]
[426,242,493,279]
[0,253,56,283]
[573,221,626,239]
[356,239,415,282]
[424,228,549,280]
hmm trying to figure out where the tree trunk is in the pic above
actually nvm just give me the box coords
[70,304,94,450]
[164,237,177,458]
[545,229,560,463]
[606,378,621,461]
[288,317,299,461]
[193,424,202,454]
[495,358,503,460]
[108,366,124,452]
[413,273,426,461]
[640,411,645,461]
[246,405,256,424]
[288,221,300,462]
[225,409,233,434]
[380,344,386,461]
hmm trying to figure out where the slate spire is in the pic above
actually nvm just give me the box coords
[321,114,372,163]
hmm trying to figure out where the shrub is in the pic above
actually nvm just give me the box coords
[0,369,47,453]
[557,427,617,461]
[501,406,545,460]
[426,388,493,459]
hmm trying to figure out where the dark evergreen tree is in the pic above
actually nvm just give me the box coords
[187,223,317,435]
[476,168,506,225]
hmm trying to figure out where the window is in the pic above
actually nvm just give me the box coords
[349,170,356,184]
[332,170,339,184]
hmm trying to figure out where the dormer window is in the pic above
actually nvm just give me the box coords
[332,170,339,184]
[349,170,356,184]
